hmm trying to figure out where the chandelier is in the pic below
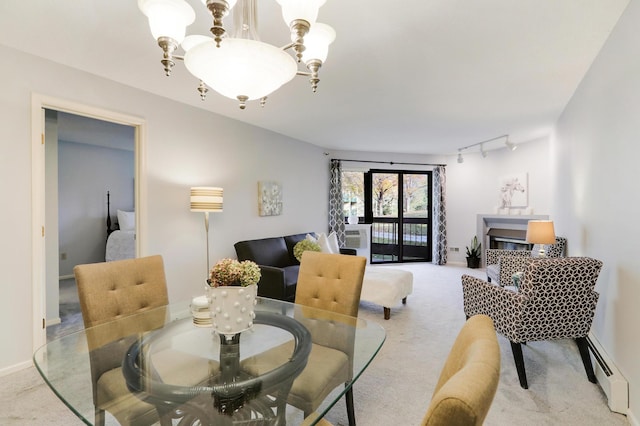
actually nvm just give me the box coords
[138,0,336,109]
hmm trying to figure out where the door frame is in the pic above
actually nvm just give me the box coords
[31,93,147,351]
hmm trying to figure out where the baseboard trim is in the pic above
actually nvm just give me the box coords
[47,317,61,327]
[0,359,32,378]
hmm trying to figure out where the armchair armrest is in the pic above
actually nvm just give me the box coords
[256,265,287,300]
[461,274,528,342]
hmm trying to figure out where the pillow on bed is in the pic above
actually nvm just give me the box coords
[117,210,135,231]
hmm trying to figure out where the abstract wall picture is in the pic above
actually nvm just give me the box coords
[258,181,283,216]
[498,173,528,208]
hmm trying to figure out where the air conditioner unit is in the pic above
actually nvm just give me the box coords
[345,229,367,249]
[588,333,628,414]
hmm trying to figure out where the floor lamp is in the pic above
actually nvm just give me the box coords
[190,187,224,275]
[526,220,555,257]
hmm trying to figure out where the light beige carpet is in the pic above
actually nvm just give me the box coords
[0,263,628,425]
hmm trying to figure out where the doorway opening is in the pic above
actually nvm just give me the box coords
[44,110,136,341]
[31,94,145,351]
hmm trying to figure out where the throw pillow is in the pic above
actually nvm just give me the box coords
[327,231,340,254]
[117,210,135,231]
[316,233,334,253]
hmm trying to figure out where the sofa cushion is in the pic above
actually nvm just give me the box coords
[235,237,290,268]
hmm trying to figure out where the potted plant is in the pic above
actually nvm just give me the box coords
[465,236,482,269]
[207,258,261,337]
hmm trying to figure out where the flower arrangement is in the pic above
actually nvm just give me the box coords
[293,239,321,262]
[208,258,261,288]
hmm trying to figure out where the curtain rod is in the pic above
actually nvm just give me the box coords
[331,158,446,167]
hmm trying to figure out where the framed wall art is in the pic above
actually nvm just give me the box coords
[498,173,528,208]
[258,181,283,216]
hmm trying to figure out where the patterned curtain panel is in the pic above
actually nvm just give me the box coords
[329,159,346,247]
[432,166,447,265]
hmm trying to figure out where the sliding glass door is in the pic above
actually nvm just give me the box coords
[367,170,432,263]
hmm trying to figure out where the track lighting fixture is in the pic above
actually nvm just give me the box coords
[455,134,514,163]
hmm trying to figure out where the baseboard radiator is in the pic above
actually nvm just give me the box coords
[587,333,628,414]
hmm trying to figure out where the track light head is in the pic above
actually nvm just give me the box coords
[480,143,488,158]
[457,151,464,163]
[505,137,517,151]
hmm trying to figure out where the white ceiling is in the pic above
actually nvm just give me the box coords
[0,1,630,155]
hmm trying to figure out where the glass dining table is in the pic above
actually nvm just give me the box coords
[33,297,386,425]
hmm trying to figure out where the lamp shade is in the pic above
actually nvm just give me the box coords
[138,0,195,42]
[190,187,223,212]
[526,220,555,244]
[301,23,336,64]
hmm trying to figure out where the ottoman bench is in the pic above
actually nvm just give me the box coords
[360,266,413,320]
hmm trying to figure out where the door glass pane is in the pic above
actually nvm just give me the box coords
[402,173,429,261]
[372,173,398,218]
[403,174,429,218]
[371,173,399,263]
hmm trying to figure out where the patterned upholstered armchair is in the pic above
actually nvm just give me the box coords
[486,237,567,287]
[462,256,603,389]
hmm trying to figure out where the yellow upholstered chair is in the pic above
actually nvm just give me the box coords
[242,251,366,426]
[74,255,170,426]
[421,314,501,426]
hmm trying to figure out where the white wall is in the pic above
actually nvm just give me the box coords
[0,44,328,373]
[551,0,639,421]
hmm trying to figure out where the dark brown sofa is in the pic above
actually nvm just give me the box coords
[234,232,355,302]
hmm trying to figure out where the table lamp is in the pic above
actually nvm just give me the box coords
[190,187,223,273]
[526,220,555,257]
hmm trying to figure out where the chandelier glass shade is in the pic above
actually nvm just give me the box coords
[184,38,298,102]
[302,23,336,64]
[138,0,335,109]
[139,0,195,42]
[275,0,326,26]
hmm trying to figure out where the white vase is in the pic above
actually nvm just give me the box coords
[208,284,257,337]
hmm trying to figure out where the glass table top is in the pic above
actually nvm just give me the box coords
[33,297,386,425]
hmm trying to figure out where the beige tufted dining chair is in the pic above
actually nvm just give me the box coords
[74,255,170,426]
[421,314,500,425]
[242,251,366,426]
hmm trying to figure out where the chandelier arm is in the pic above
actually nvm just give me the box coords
[206,0,232,47]
[288,20,310,63]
